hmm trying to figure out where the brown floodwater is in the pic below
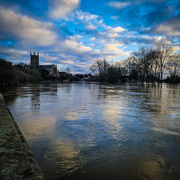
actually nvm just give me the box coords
[1,82,180,180]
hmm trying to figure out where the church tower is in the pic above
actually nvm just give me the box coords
[30,52,39,68]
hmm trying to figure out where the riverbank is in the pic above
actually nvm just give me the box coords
[0,93,45,179]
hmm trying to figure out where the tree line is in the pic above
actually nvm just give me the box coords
[0,58,92,86]
[90,41,180,83]
[0,58,41,85]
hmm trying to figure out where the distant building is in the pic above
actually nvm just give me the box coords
[30,52,39,68]
[37,65,58,77]
[30,52,58,77]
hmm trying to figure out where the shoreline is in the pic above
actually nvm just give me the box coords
[0,93,45,180]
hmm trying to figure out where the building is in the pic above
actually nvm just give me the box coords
[30,52,58,77]
[37,65,58,77]
[30,52,39,68]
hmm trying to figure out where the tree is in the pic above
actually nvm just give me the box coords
[0,58,16,84]
[90,59,109,74]
[40,69,50,80]
[167,54,180,77]
[90,59,110,82]
[132,47,148,82]
[107,66,119,83]
[114,62,127,80]
[155,41,173,82]
[147,49,160,82]
[65,67,71,74]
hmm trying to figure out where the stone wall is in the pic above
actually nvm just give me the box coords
[0,93,45,180]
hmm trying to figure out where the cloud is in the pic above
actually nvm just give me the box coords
[1,0,178,74]
[156,25,180,36]
[107,1,131,9]
[110,16,119,20]
[100,44,130,61]
[85,24,96,31]
[0,7,57,46]
[106,0,180,33]
[49,0,80,19]
[0,46,28,60]
[121,32,168,46]
[108,33,121,38]
[155,15,180,38]
[71,10,104,37]
[60,60,75,65]
[89,37,96,41]
[106,26,125,33]
[102,44,118,53]
[0,7,99,73]
[63,38,92,55]
[75,10,99,21]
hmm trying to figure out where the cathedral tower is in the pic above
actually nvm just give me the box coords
[30,52,39,68]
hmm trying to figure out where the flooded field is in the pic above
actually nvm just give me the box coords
[1,82,180,180]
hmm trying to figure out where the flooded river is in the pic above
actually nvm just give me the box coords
[1,82,180,180]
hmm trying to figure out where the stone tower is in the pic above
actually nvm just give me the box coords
[30,52,39,68]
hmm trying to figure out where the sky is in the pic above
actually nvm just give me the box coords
[0,0,180,73]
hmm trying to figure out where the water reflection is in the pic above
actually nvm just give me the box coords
[31,85,40,111]
[21,116,57,142]
[1,82,180,180]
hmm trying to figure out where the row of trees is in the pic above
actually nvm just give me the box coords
[0,58,93,85]
[0,58,40,85]
[90,41,180,83]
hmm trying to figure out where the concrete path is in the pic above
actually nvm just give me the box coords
[0,93,45,180]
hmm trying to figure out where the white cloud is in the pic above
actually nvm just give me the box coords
[85,24,96,30]
[100,43,130,62]
[114,51,130,57]
[108,33,121,38]
[90,37,96,41]
[107,1,131,9]
[106,26,125,33]
[102,44,119,53]
[75,10,99,21]
[111,16,119,20]
[74,10,104,29]
[0,7,57,46]
[61,60,74,65]
[49,0,80,19]
[63,38,92,55]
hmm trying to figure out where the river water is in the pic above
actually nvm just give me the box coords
[1,82,180,180]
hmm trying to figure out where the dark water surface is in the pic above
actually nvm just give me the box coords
[1,82,180,180]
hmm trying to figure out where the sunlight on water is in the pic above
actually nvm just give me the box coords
[1,82,180,180]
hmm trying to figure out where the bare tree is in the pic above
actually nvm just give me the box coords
[148,49,160,81]
[90,59,109,75]
[132,47,152,82]
[65,67,71,74]
[155,41,173,82]
[167,54,180,77]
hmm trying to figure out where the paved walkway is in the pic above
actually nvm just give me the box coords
[0,93,45,180]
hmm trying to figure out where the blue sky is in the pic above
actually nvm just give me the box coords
[0,0,180,73]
